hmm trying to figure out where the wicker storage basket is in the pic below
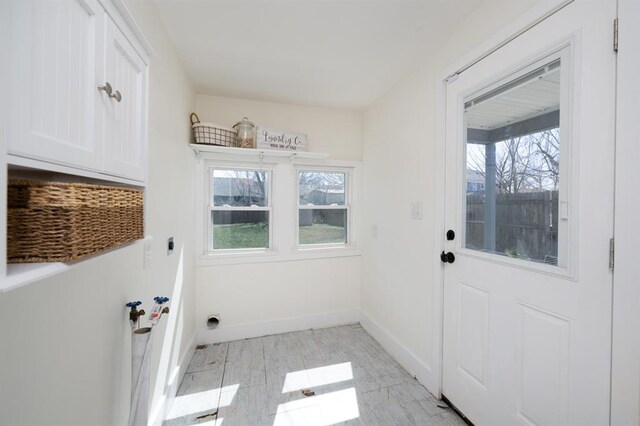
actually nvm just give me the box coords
[190,112,237,147]
[7,180,144,263]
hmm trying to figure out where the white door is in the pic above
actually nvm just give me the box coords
[8,0,104,171]
[442,2,616,425]
[611,1,640,424]
[101,18,147,182]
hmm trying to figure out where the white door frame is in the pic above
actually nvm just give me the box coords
[429,0,577,398]
[611,1,638,423]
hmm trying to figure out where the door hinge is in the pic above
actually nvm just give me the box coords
[609,238,615,270]
[613,18,619,52]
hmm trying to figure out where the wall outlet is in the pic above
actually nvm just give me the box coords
[411,201,423,220]
[371,225,379,239]
[143,241,152,269]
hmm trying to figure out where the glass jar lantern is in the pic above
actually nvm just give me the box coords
[233,117,255,148]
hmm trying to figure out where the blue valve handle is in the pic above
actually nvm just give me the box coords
[126,301,142,308]
[153,296,169,304]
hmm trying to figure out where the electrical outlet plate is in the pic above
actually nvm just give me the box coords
[143,241,152,269]
[411,201,423,220]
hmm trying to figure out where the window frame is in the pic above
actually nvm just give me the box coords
[197,155,360,266]
[458,46,573,276]
[206,163,275,255]
[295,166,353,250]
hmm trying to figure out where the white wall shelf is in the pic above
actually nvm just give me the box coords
[2,263,70,293]
[0,236,152,293]
[189,144,330,160]
[8,155,146,187]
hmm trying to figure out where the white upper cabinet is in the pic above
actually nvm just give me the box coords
[101,18,147,181]
[6,0,150,184]
[8,0,104,171]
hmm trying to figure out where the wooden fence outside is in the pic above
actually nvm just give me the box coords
[466,190,559,262]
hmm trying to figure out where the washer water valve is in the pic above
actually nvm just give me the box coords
[126,301,145,329]
[149,296,170,325]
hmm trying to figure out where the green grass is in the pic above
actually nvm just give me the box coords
[299,224,346,245]
[212,223,345,249]
[213,223,269,249]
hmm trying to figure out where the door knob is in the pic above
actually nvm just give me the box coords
[110,90,122,102]
[97,82,113,96]
[440,251,455,264]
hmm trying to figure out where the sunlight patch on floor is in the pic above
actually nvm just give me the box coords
[282,362,354,393]
[274,387,359,425]
[164,384,239,420]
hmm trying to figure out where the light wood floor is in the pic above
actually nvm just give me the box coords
[165,324,465,425]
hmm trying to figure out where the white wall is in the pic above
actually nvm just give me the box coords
[360,0,538,392]
[195,95,362,341]
[196,95,363,161]
[0,1,197,424]
[361,68,437,380]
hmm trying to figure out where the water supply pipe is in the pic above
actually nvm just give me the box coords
[126,297,170,426]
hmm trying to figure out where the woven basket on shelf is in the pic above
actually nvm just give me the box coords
[7,180,144,263]
[190,112,237,147]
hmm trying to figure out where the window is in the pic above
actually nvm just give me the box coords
[209,168,271,251]
[200,157,358,263]
[463,53,566,267]
[298,170,349,246]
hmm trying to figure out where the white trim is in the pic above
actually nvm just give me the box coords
[295,166,353,249]
[99,0,154,62]
[197,249,361,267]
[432,74,447,399]
[611,2,638,423]
[197,309,360,345]
[453,44,576,278]
[445,0,574,79]
[440,0,574,80]
[359,310,435,393]
[7,154,146,187]
[206,164,275,254]
[151,332,197,426]
[432,0,575,400]
[0,236,153,293]
[195,154,362,264]
[190,144,329,160]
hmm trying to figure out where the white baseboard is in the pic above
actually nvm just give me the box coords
[359,309,437,395]
[150,332,197,426]
[197,309,360,344]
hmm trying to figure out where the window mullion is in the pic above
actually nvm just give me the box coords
[298,205,347,210]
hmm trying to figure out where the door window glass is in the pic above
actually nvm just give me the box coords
[464,58,562,265]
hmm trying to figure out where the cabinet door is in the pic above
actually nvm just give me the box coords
[102,19,147,182]
[8,0,104,171]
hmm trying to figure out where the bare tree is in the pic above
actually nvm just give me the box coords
[228,171,266,205]
[466,128,560,194]
[529,129,560,190]
[299,172,345,204]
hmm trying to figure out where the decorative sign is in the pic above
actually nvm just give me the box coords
[256,127,308,152]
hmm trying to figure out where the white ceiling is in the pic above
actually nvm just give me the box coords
[153,0,534,109]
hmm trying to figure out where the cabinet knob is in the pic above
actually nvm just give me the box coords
[110,90,122,103]
[97,82,113,96]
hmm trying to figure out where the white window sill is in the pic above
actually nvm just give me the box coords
[197,246,361,267]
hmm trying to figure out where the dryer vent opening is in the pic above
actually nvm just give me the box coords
[207,315,220,329]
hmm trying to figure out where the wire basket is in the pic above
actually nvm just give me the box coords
[190,113,237,147]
